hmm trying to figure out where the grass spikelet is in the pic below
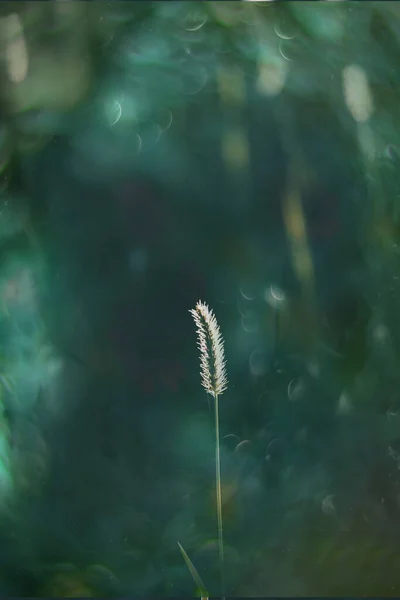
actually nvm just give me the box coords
[189,300,228,596]
[189,301,228,398]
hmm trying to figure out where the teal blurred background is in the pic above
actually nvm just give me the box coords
[1,1,400,596]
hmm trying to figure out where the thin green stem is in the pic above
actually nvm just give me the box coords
[214,393,224,597]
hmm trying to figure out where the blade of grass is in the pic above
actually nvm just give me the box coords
[177,541,208,598]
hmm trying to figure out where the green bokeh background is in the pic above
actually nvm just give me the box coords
[0,1,400,596]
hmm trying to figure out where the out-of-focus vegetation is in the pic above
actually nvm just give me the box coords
[1,0,400,596]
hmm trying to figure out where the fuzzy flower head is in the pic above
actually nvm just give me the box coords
[190,300,228,397]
